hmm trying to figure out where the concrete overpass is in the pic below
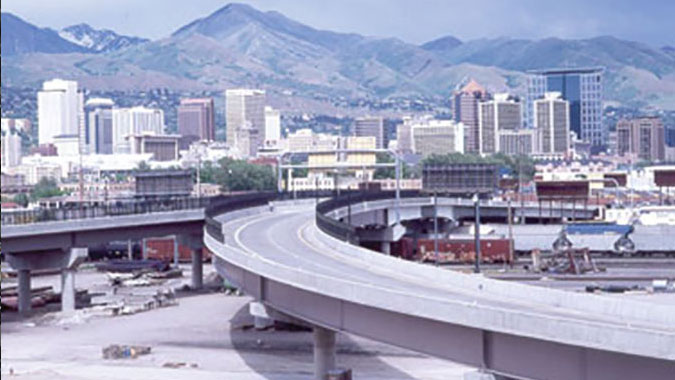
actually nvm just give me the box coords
[205,192,674,380]
[2,199,210,314]
[2,192,673,380]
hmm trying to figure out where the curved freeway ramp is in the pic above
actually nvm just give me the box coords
[205,194,675,380]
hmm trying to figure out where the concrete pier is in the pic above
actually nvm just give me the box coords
[380,241,391,255]
[17,269,31,314]
[191,248,203,290]
[313,326,336,380]
[61,268,76,313]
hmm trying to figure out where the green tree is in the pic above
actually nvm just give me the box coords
[374,152,416,179]
[30,177,64,201]
[216,158,276,192]
[14,193,29,207]
[199,161,217,184]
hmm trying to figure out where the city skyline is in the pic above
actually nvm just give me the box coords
[3,0,674,47]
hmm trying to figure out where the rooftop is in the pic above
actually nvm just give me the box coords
[527,67,605,75]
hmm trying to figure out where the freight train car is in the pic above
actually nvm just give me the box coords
[390,236,512,264]
[145,237,212,262]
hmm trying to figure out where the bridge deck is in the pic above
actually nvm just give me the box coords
[212,204,675,362]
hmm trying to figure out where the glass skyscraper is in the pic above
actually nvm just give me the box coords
[526,67,605,148]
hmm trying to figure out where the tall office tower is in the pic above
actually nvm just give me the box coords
[478,93,521,154]
[353,116,385,149]
[1,128,22,167]
[616,117,665,162]
[85,98,114,154]
[411,120,465,157]
[112,106,164,154]
[396,117,413,153]
[177,98,215,148]
[225,89,265,158]
[453,79,488,153]
[534,92,570,155]
[264,106,281,147]
[37,79,83,146]
[527,67,604,148]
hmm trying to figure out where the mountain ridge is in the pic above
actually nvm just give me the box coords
[2,4,674,110]
[1,12,87,56]
[59,23,149,52]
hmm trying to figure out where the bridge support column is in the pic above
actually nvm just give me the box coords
[380,241,391,255]
[17,269,31,315]
[61,268,76,313]
[313,326,336,380]
[61,247,88,313]
[191,248,203,290]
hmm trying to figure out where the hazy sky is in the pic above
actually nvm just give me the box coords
[3,0,673,47]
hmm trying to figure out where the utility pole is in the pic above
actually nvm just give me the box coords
[473,193,481,274]
[78,140,84,216]
[394,151,401,225]
[196,151,202,199]
[277,157,284,194]
[434,190,439,266]
[507,194,514,267]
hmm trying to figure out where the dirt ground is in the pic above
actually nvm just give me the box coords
[1,265,473,380]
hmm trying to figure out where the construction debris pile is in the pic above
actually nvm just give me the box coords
[90,260,182,316]
[102,344,151,359]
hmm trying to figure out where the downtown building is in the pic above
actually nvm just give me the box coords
[534,92,570,156]
[453,79,489,153]
[37,79,84,148]
[616,117,665,162]
[177,98,216,148]
[498,129,535,156]
[264,106,281,148]
[112,106,165,154]
[85,98,114,154]
[225,89,266,158]
[353,116,385,149]
[1,127,22,168]
[527,67,605,149]
[477,93,522,155]
[411,119,464,157]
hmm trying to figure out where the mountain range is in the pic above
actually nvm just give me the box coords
[2,3,674,110]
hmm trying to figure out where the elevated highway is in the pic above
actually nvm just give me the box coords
[205,193,674,380]
[2,192,673,380]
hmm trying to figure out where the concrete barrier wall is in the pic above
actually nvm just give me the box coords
[3,209,205,238]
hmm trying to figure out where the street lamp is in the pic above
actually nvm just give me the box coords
[473,193,481,274]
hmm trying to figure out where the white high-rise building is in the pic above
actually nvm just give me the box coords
[112,107,164,154]
[37,79,83,146]
[534,92,570,155]
[1,129,22,167]
[264,106,281,147]
[478,93,522,154]
[225,89,266,157]
[411,119,464,157]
